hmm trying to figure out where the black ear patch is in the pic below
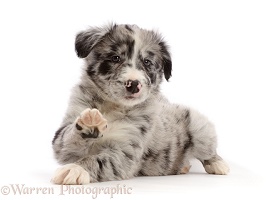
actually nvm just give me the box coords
[75,24,117,58]
[75,32,91,58]
[75,29,102,58]
[159,42,172,81]
[75,23,117,58]
[163,57,172,81]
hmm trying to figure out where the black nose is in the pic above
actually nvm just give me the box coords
[125,80,141,94]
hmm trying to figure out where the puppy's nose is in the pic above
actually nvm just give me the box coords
[125,80,142,94]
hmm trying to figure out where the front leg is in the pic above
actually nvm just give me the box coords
[52,108,142,185]
[75,142,141,183]
[52,108,108,184]
[52,145,140,184]
[52,108,108,164]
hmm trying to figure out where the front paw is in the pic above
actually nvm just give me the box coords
[76,108,108,138]
[51,164,90,185]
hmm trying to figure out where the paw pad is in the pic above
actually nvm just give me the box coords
[78,108,108,132]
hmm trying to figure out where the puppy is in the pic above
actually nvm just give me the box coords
[51,23,229,185]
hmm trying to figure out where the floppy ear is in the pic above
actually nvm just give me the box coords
[159,42,172,81]
[75,26,107,58]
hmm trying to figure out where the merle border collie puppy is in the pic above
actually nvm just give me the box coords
[51,23,229,185]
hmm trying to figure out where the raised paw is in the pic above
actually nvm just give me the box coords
[77,108,108,133]
[51,164,90,185]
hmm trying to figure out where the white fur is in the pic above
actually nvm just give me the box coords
[204,160,230,175]
[51,163,90,185]
[122,67,146,82]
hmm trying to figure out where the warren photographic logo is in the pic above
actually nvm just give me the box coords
[1,184,132,199]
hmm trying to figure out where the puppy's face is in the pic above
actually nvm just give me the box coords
[75,24,172,107]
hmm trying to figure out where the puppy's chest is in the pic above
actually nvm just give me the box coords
[101,110,152,139]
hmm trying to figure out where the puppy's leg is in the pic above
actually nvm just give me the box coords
[179,160,191,174]
[52,108,108,184]
[52,142,141,184]
[188,109,230,175]
[52,108,108,163]
[52,108,142,184]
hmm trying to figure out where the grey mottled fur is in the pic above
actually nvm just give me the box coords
[52,23,229,184]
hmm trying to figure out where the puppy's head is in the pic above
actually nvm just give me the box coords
[75,23,172,106]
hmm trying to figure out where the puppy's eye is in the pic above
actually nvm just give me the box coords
[111,55,121,63]
[143,59,152,66]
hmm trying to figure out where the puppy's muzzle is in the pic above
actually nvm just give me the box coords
[125,80,142,94]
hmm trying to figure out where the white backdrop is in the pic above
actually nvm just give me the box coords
[0,0,265,199]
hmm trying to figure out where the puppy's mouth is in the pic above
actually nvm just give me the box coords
[125,90,142,99]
